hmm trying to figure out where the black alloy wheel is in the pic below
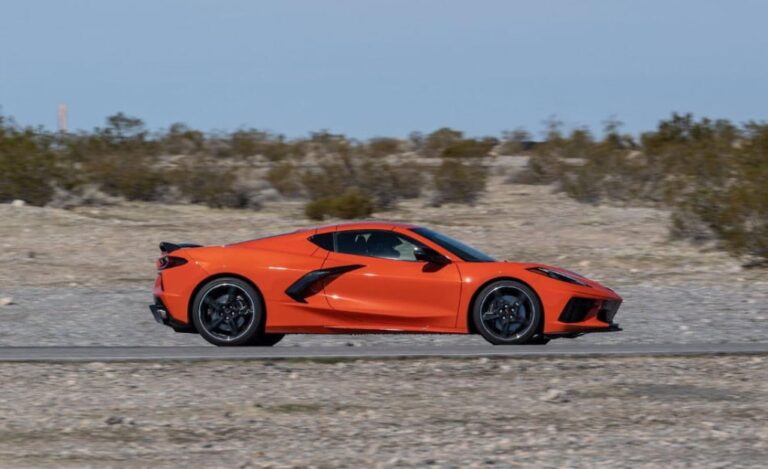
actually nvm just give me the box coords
[472,280,543,345]
[192,277,271,346]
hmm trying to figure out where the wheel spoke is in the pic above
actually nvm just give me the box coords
[226,317,239,334]
[508,322,523,334]
[199,283,259,340]
[482,311,500,320]
[480,285,537,341]
[203,296,218,309]
[209,315,226,331]
[226,286,238,303]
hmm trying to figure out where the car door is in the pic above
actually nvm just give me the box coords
[321,229,462,330]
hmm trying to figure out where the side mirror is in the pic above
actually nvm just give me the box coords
[414,246,450,265]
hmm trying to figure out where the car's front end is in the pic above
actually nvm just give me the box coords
[522,264,623,337]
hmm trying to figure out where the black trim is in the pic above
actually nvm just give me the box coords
[410,227,496,262]
[558,298,597,323]
[309,233,334,251]
[149,297,195,333]
[527,267,590,287]
[159,241,203,253]
[545,323,622,337]
[285,264,365,303]
[598,300,622,323]
[149,303,166,324]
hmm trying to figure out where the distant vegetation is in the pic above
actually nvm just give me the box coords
[0,113,488,218]
[1,111,766,262]
[518,114,768,263]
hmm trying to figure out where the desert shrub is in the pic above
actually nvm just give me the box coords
[514,149,562,184]
[667,121,768,260]
[301,161,353,200]
[355,159,424,209]
[532,113,768,262]
[0,124,59,205]
[81,113,159,156]
[518,122,637,194]
[305,189,373,220]
[498,128,533,155]
[305,130,354,157]
[56,113,168,201]
[423,127,463,157]
[513,121,568,184]
[161,123,206,155]
[432,159,488,205]
[442,137,498,158]
[173,163,260,209]
[301,154,424,214]
[407,131,425,151]
[228,129,292,161]
[78,153,168,201]
[365,137,401,158]
[557,129,639,203]
[267,162,303,196]
[229,129,268,157]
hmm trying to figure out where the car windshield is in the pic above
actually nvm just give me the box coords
[410,227,496,262]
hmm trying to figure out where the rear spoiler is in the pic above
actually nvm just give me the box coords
[159,242,203,254]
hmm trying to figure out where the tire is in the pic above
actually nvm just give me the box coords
[472,280,543,345]
[526,335,551,345]
[247,333,285,347]
[192,277,265,347]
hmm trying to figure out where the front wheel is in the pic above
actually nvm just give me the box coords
[472,280,543,345]
[248,333,285,347]
[192,277,267,346]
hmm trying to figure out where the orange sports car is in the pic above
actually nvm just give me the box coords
[150,222,622,346]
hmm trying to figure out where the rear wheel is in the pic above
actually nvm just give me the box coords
[192,277,268,347]
[472,280,543,345]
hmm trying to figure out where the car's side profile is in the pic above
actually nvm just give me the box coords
[150,222,622,346]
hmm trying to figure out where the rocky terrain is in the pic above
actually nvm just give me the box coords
[0,355,765,468]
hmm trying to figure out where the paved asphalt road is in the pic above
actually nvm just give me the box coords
[1,342,767,362]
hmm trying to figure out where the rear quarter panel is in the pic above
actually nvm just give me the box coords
[185,239,334,332]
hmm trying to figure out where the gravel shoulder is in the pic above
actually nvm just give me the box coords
[0,355,765,468]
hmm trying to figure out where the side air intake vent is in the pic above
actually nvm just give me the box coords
[559,298,597,323]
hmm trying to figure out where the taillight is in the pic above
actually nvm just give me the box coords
[157,256,188,270]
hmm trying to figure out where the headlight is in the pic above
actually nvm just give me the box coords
[527,266,590,287]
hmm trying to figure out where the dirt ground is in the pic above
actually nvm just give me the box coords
[0,355,765,468]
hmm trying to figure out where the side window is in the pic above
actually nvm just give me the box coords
[336,230,425,261]
[309,233,334,251]
[335,231,370,257]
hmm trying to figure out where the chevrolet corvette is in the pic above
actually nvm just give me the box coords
[150,222,622,346]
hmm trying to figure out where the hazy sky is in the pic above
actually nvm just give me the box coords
[1,0,766,137]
